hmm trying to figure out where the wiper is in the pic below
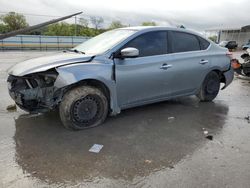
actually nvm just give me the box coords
[64,49,85,54]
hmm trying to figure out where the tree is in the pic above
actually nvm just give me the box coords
[44,22,73,36]
[79,18,89,28]
[208,35,217,42]
[90,16,104,30]
[109,21,125,29]
[141,21,157,26]
[0,23,8,33]
[0,12,28,31]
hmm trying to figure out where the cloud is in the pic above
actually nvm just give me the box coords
[1,0,249,31]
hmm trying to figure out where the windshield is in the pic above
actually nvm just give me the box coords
[73,29,137,55]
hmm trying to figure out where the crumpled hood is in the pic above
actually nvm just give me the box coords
[8,52,94,76]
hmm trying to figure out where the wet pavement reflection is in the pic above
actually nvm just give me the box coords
[14,97,228,185]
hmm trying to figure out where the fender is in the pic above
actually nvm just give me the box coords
[54,62,120,115]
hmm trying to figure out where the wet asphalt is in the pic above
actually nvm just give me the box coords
[0,51,250,188]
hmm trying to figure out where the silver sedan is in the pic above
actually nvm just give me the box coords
[7,26,234,130]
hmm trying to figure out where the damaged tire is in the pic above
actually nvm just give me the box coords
[196,71,220,102]
[59,86,108,130]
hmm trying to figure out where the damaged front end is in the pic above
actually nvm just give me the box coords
[7,70,63,113]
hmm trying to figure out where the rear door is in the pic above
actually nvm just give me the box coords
[167,31,211,96]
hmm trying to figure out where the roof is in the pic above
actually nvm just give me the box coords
[118,26,204,38]
[119,26,173,30]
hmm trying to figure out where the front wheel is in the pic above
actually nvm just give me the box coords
[196,71,220,102]
[59,86,108,130]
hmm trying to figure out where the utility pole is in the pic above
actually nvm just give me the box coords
[75,16,77,36]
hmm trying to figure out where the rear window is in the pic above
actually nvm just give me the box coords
[198,36,210,50]
[170,31,200,53]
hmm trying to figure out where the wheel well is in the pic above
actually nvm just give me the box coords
[211,69,226,83]
[64,79,111,106]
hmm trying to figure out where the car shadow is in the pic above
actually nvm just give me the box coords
[13,96,229,184]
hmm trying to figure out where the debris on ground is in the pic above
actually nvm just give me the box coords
[6,104,16,112]
[245,115,250,123]
[168,117,175,123]
[145,160,152,164]
[169,165,174,169]
[206,135,213,140]
[202,128,209,135]
[203,130,209,135]
[203,128,213,140]
[17,113,41,119]
[89,144,103,153]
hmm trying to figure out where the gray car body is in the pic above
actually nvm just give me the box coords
[8,26,234,115]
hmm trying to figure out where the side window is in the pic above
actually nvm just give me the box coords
[170,31,200,53]
[123,31,167,57]
[198,36,210,50]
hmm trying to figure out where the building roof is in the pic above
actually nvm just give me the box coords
[205,25,250,32]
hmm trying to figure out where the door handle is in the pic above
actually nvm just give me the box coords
[199,59,209,65]
[160,63,172,70]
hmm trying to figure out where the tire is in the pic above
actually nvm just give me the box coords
[59,85,108,130]
[196,71,220,102]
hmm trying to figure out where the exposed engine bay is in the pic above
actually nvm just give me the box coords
[7,70,63,113]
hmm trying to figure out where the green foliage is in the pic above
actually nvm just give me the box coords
[109,21,126,29]
[43,22,73,36]
[79,18,89,28]
[0,12,28,31]
[42,22,106,37]
[79,27,106,37]
[208,35,217,42]
[141,21,157,26]
[0,23,8,33]
[0,12,172,37]
[0,12,106,37]
[90,16,104,30]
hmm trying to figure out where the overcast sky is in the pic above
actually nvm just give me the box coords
[1,0,250,31]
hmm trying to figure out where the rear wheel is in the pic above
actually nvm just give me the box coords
[196,71,220,102]
[59,86,108,130]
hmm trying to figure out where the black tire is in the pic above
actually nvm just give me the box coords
[196,71,220,102]
[59,85,108,130]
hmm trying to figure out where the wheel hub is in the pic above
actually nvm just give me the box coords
[72,95,101,126]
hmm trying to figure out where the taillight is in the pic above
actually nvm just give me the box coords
[231,59,241,69]
[226,51,233,60]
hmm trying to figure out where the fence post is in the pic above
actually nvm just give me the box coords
[20,36,23,51]
[1,39,3,51]
[39,35,42,51]
[57,36,59,50]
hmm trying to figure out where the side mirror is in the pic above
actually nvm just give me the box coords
[120,47,139,58]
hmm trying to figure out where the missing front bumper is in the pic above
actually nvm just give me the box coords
[7,74,61,113]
